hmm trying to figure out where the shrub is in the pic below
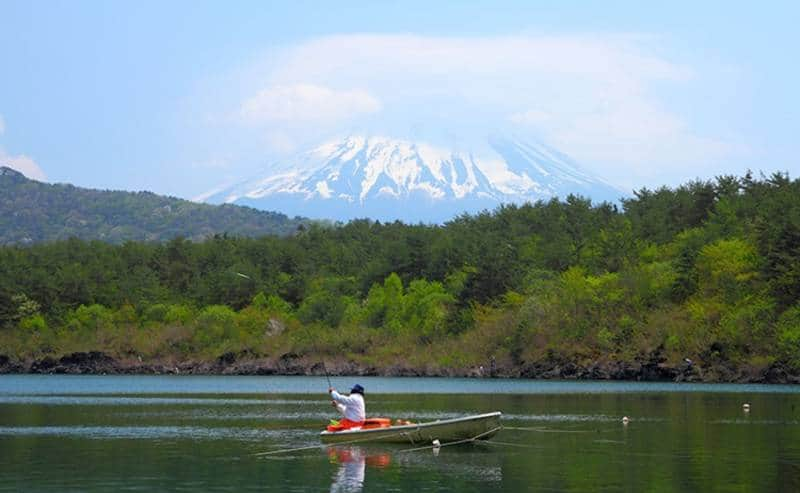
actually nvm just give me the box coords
[777,305,800,367]
[20,314,47,332]
[194,305,237,348]
[143,304,169,323]
[67,304,114,333]
[164,305,194,325]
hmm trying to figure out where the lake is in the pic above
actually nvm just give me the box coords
[1,375,798,492]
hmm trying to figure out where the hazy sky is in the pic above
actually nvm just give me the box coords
[1,1,798,197]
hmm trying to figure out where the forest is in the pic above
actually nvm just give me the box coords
[1,172,799,379]
[0,166,305,244]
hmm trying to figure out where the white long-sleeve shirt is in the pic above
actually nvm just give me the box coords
[331,390,365,422]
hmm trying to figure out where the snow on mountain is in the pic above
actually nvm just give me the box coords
[202,135,624,222]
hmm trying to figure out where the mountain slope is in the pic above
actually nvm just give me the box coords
[204,135,624,222]
[0,166,306,244]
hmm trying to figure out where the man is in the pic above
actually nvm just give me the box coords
[328,384,365,431]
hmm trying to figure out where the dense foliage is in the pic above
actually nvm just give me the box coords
[0,166,306,244]
[1,172,799,374]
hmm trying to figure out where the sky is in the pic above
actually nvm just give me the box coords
[0,0,798,197]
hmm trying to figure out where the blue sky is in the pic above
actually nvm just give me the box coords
[0,0,798,197]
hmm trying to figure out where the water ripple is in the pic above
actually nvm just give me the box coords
[0,395,322,406]
[0,425,308,441]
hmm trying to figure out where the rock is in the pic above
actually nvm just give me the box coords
[0,354,24,374]
[609,361,641,380]
[639,362,678,381]
[265,318,285,337]
[384,365,421,377]
[762,363,795,384]
[276,352,306,375]
[29,356,58,373]
[59,351,113,366]
[4,350,798,382]
[674,362,701,382]
[217,352,236,366]
[229,359,276,375]
[26,352,119,374]
[584,363,610,380]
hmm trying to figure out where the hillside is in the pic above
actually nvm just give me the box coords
[0,166,306,244]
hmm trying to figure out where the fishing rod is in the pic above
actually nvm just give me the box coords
[322,361,332,389]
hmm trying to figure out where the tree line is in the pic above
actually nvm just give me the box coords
[1,171,799,372]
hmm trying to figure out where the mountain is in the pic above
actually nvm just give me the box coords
[203,135,625,222]
[0,166,306,244]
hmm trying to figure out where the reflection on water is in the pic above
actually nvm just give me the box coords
[328,447,389,492]
[0,375,799,492]
[325,445,502,492]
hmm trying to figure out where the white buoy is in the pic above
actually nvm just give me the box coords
[622,416,630,425]
[743,403,751,412]
[432,439,441,447]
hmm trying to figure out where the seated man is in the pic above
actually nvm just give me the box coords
[328,384,365,431]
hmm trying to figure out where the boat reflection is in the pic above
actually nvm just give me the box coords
[327,444,502,492]
[328,446,391,493]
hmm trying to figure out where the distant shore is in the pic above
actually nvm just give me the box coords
[1,351,798,384]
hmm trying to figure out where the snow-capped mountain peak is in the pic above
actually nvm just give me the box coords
[203,134,623,222]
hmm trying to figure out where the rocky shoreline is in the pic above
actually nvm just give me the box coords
[0,351,798,384]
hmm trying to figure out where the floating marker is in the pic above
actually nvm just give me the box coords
[622,416,630,424]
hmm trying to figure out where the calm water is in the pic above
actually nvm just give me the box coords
[1,376,799,492]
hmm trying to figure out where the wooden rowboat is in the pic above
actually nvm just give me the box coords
[320,411,502,444]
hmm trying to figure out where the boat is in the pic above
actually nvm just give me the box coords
[319,411,502,444]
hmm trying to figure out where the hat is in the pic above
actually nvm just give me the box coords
[350,384,364,395]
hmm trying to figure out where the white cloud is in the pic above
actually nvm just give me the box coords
[263,131,299,154]
[510,109,552,126]
[274,34,691,87]
[239,83,381,124]
[0,116,47,181]
[214,33,733,184]
[0,150,47,181]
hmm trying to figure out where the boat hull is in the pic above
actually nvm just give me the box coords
[320,411,502,444]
